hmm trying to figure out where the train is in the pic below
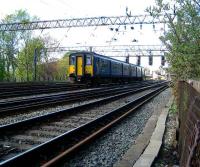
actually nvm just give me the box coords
[68,51,145,83]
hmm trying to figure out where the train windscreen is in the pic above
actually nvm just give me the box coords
[86,55,92,65]
[70,55,75,65]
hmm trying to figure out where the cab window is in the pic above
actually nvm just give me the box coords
[86,55,92,65]
[70,56,75,65]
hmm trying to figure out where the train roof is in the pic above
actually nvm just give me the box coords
[70,51,144,68]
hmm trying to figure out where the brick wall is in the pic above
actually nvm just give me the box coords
[177,81,200,167]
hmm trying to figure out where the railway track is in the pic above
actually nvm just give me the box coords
[0,81,157,99]
[0,81,161,117]
[0,82,86,99]
[0,82,166,128]
[0,82,168,166]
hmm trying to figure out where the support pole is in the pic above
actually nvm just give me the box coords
[33,48,38,81]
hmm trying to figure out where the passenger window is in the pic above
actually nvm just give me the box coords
[86,55,92,65]
[70,56,75,65]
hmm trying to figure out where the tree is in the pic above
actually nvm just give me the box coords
[37,52,70,81]
[31,34,61,81]
[0,9,38,81]
[0,46,6,80]
[146,0,200,80]
[16,38,45,81]
[56,53,70,80]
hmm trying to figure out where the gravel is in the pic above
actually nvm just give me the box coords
[0,87,153,126]
[0,88,158,162]
[0,87,102,103]
[61,88,172,167]
[0,98,100,125]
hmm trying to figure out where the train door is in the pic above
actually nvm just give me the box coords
[77,56,83,76]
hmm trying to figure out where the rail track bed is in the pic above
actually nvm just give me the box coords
[65,88,171,167]
[0,81,156,99]
[0,82,86,99]
[0,81,162,124]
[0,81,168,166]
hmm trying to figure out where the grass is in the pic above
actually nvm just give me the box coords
[169,101,177,114]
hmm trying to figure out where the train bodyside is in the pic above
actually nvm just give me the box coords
[93,54,111,80]
[87,53,125,82]
[68,52,145,83]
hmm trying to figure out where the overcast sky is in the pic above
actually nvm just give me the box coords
[0,0,167,70]
[0,0,156,19]
[0,0,163,46]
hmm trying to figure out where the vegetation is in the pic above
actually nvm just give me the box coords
[16,37,45,81]
[2,1,199,82]
[146,0,200,80]
[0,10,36,81]
[0,10,69,82]
[169,101,177,113]
[36,52,69,81]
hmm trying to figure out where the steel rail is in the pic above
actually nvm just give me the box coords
[0,82,83,90]
[0,81,153,99]
[0,81,159,114]
[0,82,167,132]
[0,84,86,99]
[42,86,167,167]
[0,84,168,166]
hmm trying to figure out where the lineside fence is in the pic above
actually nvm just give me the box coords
[177,80,200,167]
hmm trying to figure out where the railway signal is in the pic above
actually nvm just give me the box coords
[125,55,130,63]
[149,55,153,65]
[161,55,165,66]
[148,50,153,66]
[137,56,141,66]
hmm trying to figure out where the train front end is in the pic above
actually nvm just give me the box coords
[68,52,93,82]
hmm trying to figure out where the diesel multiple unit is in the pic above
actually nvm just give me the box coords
[69,51,145,83]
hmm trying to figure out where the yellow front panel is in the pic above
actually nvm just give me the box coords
[85,65,93,76]
[69,65,75,76]
[77,56,83,76]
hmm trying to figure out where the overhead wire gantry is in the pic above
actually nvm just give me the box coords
[0,14,173,31]
[41,44,167,56]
